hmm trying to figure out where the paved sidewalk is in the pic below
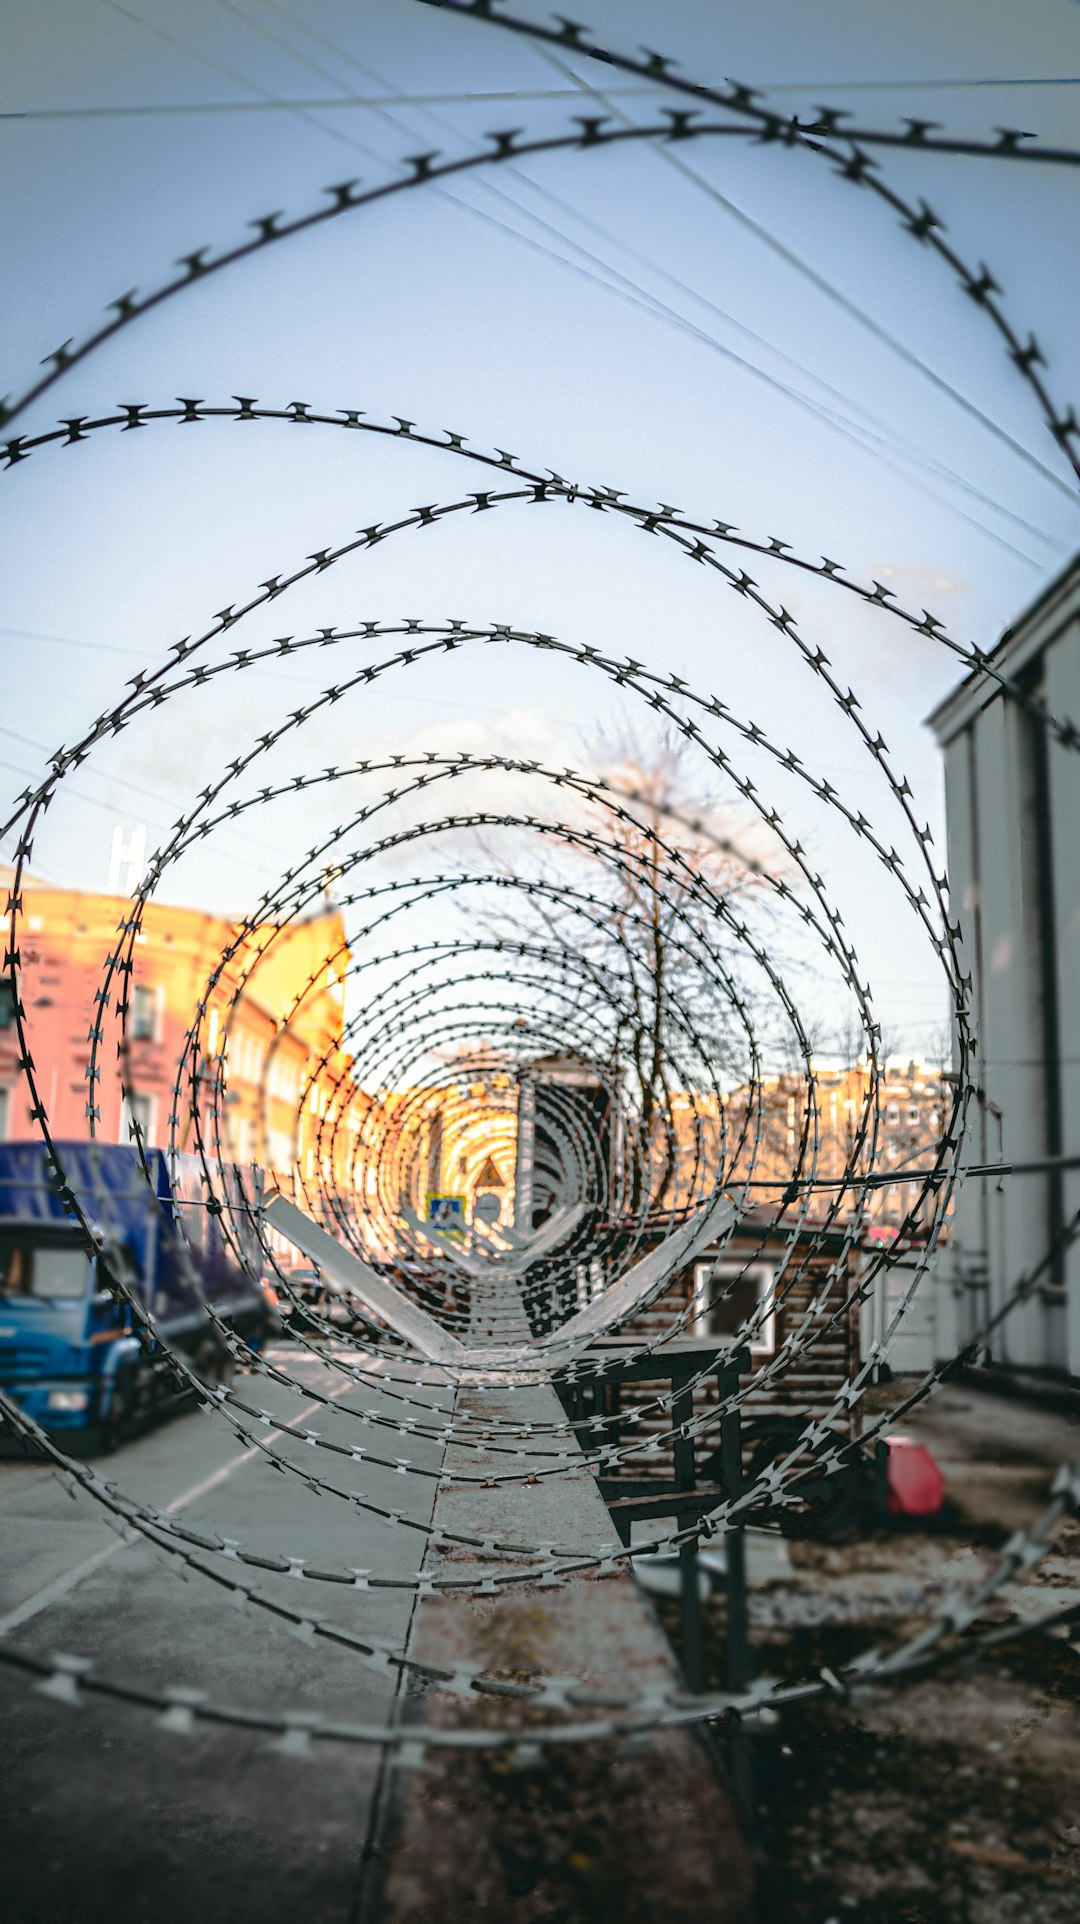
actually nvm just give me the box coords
[375,1375,755,1924]
[0,1348,451,1924]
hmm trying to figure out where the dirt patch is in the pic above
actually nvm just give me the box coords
[659,1550,1080,1922]
[380,1722,755,1924]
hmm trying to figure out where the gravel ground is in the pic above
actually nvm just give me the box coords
[658,1381,1080,1923]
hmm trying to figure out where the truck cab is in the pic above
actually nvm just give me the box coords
[0,1222,126,1433]
[0,1141,271,1448]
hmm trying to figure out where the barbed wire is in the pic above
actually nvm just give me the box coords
[2,0,1078,1766]
[414,0,1080,174]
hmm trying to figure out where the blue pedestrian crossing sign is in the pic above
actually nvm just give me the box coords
[427,1194,465,1231]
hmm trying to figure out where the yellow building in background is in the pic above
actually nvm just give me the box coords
[668,1060,948,1235]
[0,865,360,1198]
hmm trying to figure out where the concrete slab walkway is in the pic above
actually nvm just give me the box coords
[371,1373,755,1923]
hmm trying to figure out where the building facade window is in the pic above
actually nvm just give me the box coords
[131,984,160,1041]
[691,1260,776,1355]
[120,1091,156,1144]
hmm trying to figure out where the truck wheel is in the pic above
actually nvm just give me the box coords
[99,1369,133,1453]
[192,1332,234,1391]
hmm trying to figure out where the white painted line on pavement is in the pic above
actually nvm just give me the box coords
[0,1381,354,1637]
[160,1436,278,1515]
[0,1539,136,1637]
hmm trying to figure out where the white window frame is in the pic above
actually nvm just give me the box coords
[691,1259,776,1356]
[120,1091,157,1146]
[130,982,163,1043]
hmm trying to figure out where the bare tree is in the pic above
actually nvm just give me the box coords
[470,724,776,1213]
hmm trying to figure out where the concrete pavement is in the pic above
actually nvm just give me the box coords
[379,1375,756,1923]
[0,1345,451,1924]
[2,1339,755,1923]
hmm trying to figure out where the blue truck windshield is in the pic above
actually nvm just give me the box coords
[0,1242,94,1301]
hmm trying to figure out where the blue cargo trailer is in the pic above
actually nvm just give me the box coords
[0,1141,271,1447]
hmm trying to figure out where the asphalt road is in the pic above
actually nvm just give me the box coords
[0,1345,452,1924]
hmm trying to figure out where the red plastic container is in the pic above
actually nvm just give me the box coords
[885,1433,945,1515]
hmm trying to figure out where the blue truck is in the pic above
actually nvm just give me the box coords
[0,1141,272,1449]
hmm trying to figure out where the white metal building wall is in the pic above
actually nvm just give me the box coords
[929,559,1080,1379]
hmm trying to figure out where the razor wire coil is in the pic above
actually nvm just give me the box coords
[2,0,1079,1763]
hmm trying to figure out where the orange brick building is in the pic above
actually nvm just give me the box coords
[0,866,359,1195]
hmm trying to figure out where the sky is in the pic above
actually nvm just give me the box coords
[1,0,1079,1065]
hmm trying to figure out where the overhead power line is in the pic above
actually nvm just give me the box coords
[238,0,1064,556]
[530,39,1079,506]
[60,0,1067,558]
[0,90,625,120]
[749,75,1080,93]
[4,77,1077,119]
